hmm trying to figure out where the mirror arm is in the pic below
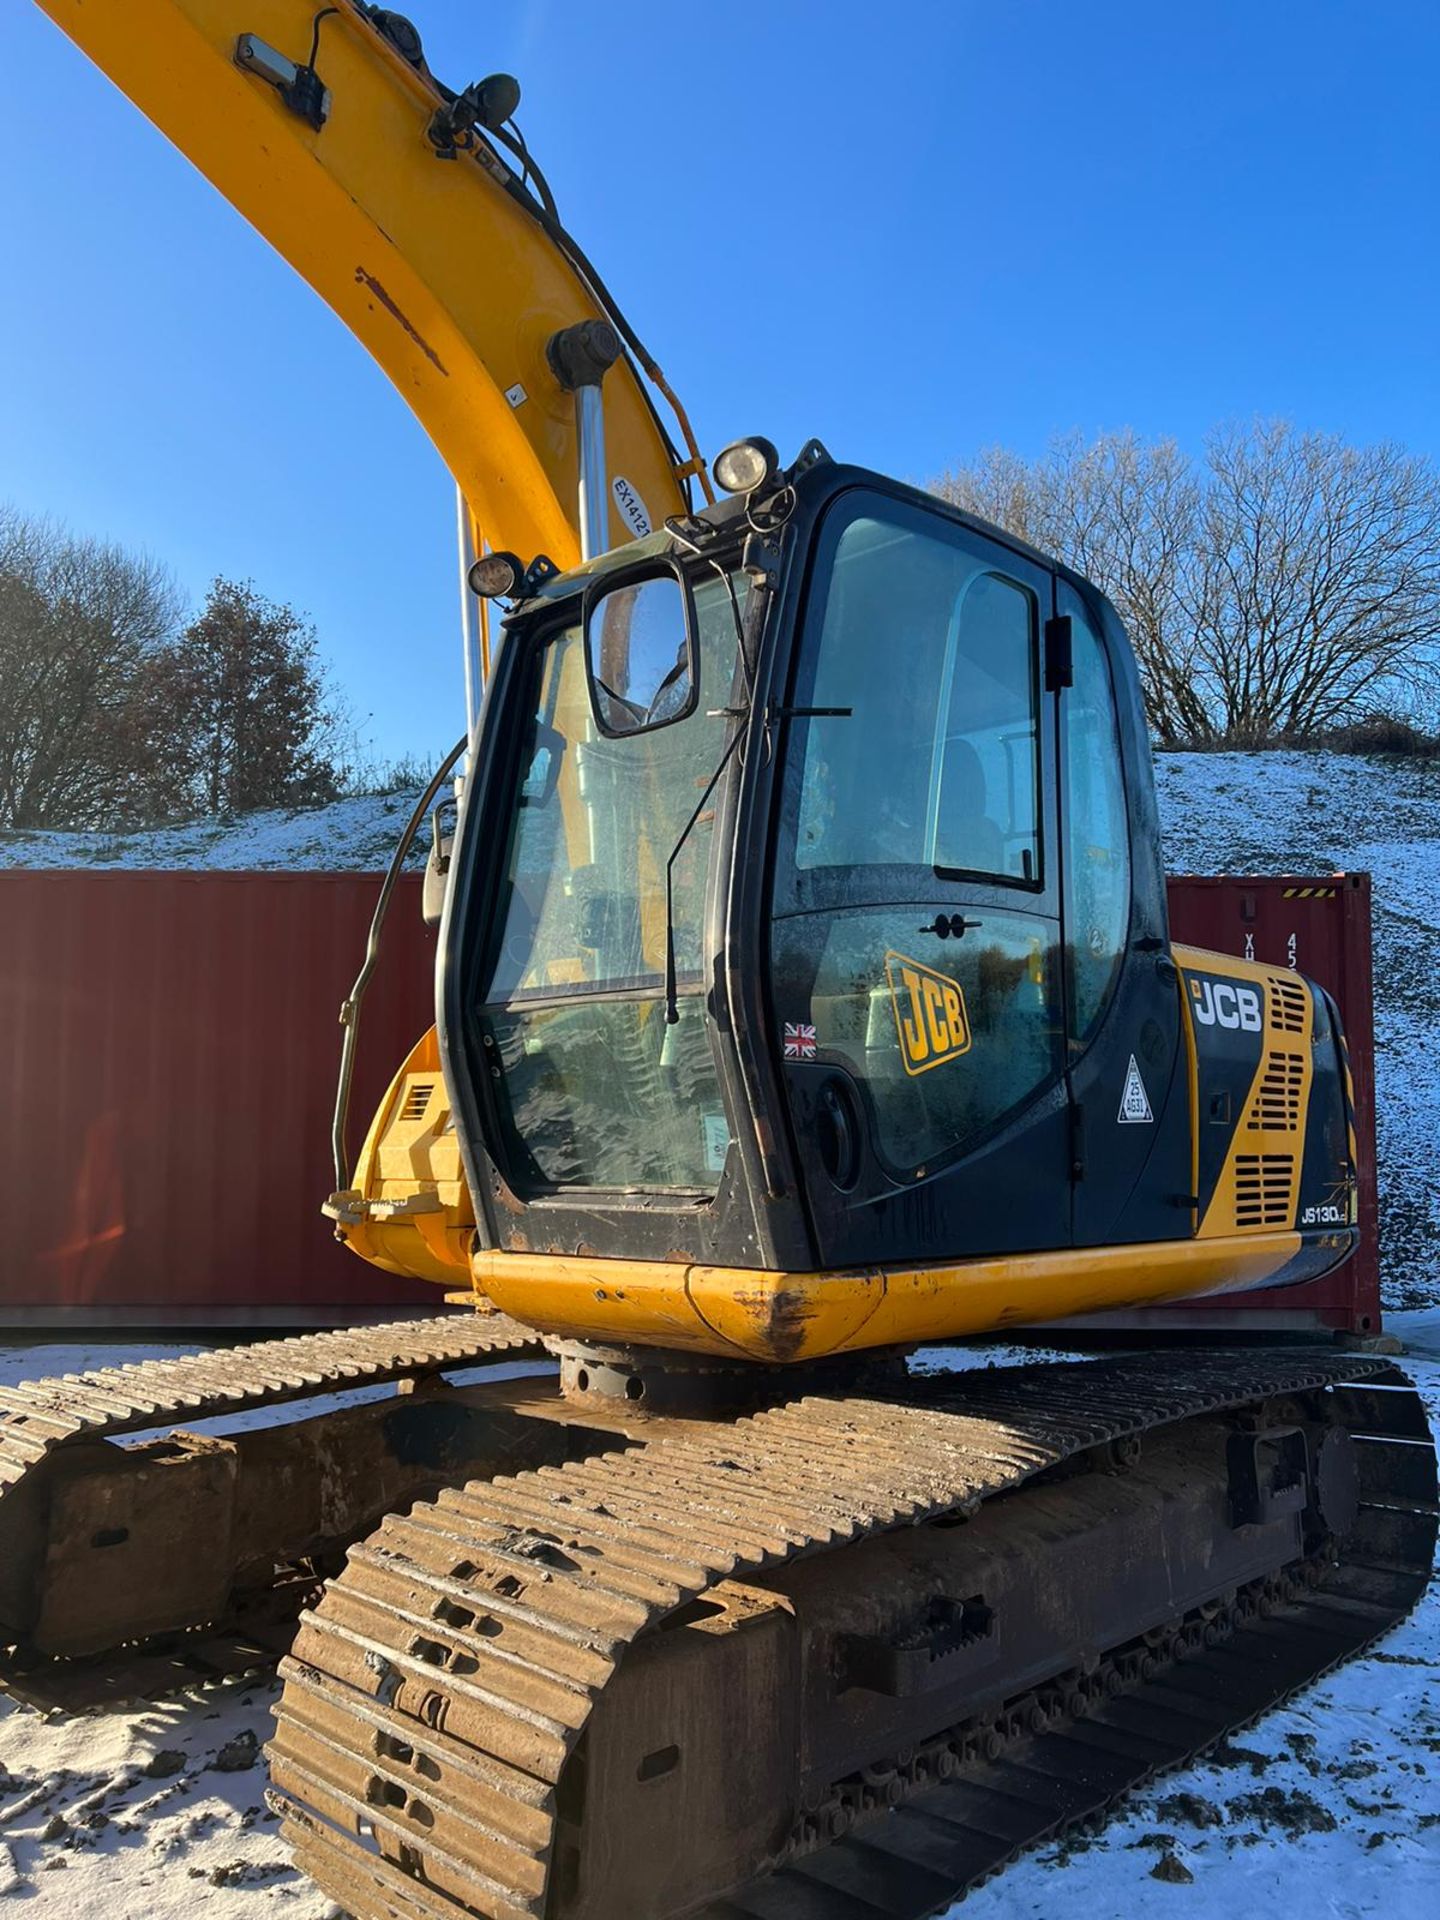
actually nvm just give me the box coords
[593,672,648,724]
[430,796,455,867]
[662,721,746,1024]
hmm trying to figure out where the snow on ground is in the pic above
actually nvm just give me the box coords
[0,1324,1437,1917]
[0,789,425,875]
[0,1679,324,1917]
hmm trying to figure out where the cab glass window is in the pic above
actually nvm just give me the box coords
[473,569,742,1194]
[1063,606,1131,1041]
[792,510,1040,886]
[485,570,741,1004]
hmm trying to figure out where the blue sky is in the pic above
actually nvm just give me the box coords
[3,1,1437,764]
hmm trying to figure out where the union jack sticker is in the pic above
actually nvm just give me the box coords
[783,1021,818,1061]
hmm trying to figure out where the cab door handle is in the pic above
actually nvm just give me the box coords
[919,914,983,939]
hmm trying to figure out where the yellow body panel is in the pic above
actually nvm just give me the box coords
[357,939,1349,1345]
[325,1030,474,1287]
[37,0,688,564]
[468,1230,1327,1364]
[1173,946,1325,1238]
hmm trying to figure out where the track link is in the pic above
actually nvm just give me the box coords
[0,1312,548,1704]
[0,1315,543,1465]
[268,1348,1436,1920]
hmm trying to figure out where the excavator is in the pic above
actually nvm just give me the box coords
[2,6,1434,1919]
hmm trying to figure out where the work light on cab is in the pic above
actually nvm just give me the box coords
[467,550,523,598]
[713,435,779,495]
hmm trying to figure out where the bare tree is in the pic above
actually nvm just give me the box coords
[938,432,1208,741]
[1192,423,1440,742]
[0,506,183,829]
[935,444,1048,550]
[1065,434,1210,745]
[935,423,1440,744]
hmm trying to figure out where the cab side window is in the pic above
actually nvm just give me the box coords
[1063,608,1131,1041]
[931,572,1040,884]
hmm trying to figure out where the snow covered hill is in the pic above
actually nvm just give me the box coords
[0,787,426,874]
[3,748,1437,1304]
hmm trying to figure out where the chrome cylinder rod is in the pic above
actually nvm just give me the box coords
[575,381,608,562]
[455,484,482,740]
[546,319,621,563]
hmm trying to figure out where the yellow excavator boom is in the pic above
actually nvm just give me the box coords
[34,0,708,1289]
[35,0,694,567]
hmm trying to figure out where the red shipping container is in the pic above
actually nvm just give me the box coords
[0,868,1379,1335]
[0,870,435,1327]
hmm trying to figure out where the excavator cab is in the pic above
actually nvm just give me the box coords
[440,444,1357,1364]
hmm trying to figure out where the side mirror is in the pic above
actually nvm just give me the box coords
[422,796,456,927]
[582,565,698,738]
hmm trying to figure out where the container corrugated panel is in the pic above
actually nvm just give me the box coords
[0,871,435,1325]
[2,869,1380,1335]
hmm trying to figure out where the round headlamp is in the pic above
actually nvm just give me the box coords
[468,551,523,598]
[713,436,780,496]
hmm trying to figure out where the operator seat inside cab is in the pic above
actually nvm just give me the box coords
[936,736,1004,875]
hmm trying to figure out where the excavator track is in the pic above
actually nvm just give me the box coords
[269,1347,1435,1920]
[0,1313,550,1708]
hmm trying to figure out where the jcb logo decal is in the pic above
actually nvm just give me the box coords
[886,951,971,1076]
[1189,977,1263,1032]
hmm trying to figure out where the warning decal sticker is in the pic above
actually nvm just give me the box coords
[1118,1054,1155,1124]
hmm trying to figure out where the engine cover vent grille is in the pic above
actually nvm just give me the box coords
[1268,978,1308,1034]
[1235,1152,1296,1228]
[400,1081,435,1123]
[1247,1053,1304,1132]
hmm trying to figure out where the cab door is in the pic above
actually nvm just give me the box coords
[767,490,1072,1269]
[1054,579,1192,1247]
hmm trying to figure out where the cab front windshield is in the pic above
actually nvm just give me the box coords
[476,566,743,1193]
